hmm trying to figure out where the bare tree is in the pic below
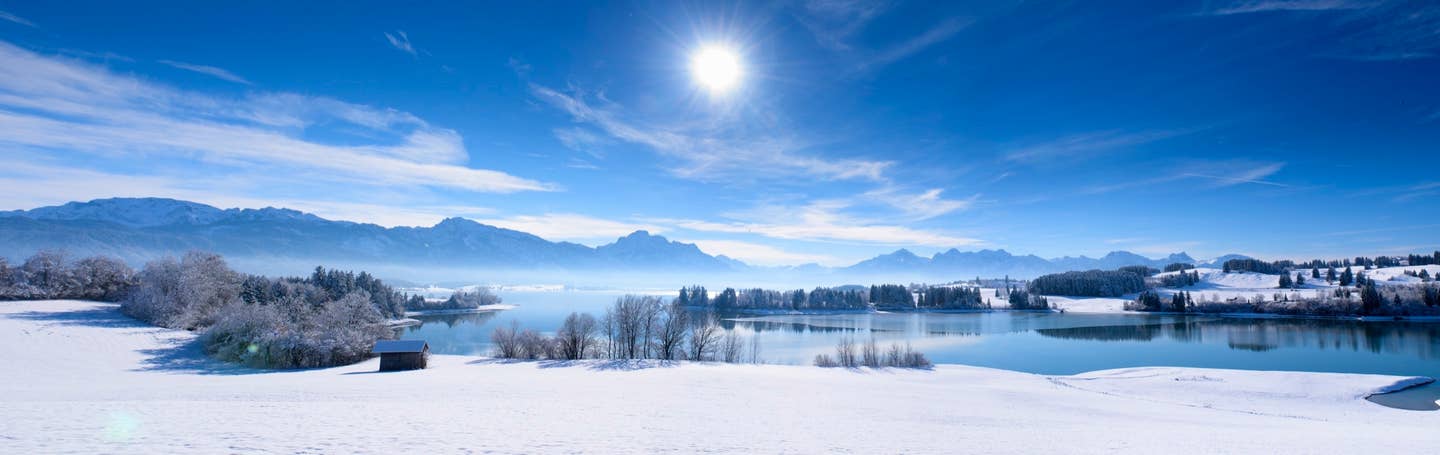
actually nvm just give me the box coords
[835,336,857,367]
[687,313,722,361]
[556,312,598,360]
[720,331,744,363]
[654,302,689,360]
[516,329,551,360]
[491,320,522,359]
[861,337,881,367]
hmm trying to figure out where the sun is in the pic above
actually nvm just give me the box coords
[690,45,743,94]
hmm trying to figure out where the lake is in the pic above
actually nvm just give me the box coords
[398,291,1440,381]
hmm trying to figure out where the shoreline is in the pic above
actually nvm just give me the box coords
[403,303,517,317]
[4,300,1439,453]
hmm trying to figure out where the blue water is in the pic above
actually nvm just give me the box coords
[398,291,1440,379]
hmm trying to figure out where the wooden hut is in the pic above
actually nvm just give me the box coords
[372,340,429,371]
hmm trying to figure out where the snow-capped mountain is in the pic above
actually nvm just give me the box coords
[0,198,1210,280]
[0,198,728,271]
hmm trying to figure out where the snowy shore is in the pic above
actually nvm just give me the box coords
[2,300,1436,454]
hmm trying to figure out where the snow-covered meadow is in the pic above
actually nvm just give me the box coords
[1040,265,1440,314]
[2,300,1436,454]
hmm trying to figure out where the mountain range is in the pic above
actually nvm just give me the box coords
[0,198,1246,281]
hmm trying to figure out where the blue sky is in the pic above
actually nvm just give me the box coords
[1,0,1437,266]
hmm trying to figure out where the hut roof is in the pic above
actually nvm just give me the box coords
[372,340,428,354]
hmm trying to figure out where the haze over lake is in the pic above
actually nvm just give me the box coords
[403,291,1440,378]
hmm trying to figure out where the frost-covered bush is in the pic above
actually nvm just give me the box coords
[121,252,242,330]
[116,251,411,368]
[202,291,391,368]
[0,251,135,301]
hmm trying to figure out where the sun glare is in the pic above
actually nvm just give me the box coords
[690,45,743,94]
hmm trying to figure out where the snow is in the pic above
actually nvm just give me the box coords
[2,300,1437,454]
[402,303,517,317]
[1044,265,1440,314]
[1046,295,1132,313]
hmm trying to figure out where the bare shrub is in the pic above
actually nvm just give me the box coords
[835,336,857,367]
[720,331,744,363]
[861,337,881,367]
[491,320,522,359]
[814,353,839,367]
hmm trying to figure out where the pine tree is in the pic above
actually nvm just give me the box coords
[1360,284,1383,315]
[1339,267,1354,287]
[1311,267,1320,279]
[1278,273,1292,289]
[1294,273,1305,287]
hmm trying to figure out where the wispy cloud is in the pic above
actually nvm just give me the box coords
[690,239,840,266]
[0,9,35,27]
[552,126,609,159]
[862,186,977,221]
[530,84,893,183]
[506,57,532,76]
[384,30,417,56]
[857,17,972,72]
[0,41,554,196]
[1006,129,1193,163]
[158,60,252,85]
[1080,160,1289,195]
[655,200,980,247]
[1182,162,1289,187]
[1205,0,1371,15]
[796,0,894,51]
[1200,1,1438,61]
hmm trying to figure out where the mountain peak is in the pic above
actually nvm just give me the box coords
[4,197,225,228]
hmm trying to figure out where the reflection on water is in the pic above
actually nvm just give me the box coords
[405,311,498,330]
[1035,319,1440,359]
[397,291,1440,378]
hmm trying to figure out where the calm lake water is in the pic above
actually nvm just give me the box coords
[398,291,1440,381]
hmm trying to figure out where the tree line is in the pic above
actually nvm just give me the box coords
[491,295,760,363]
[1028,269,1148,297]
[0,249,471,369]
[677,284,1002,312]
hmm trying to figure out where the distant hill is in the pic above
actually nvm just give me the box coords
[0,198,1214,281]
[0,198,732,272]
[838,248,1202,281]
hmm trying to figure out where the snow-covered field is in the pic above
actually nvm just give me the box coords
[1040,265,1440,314]
[2,300,1436,454]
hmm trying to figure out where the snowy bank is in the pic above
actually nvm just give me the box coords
[403,303,517,317]
[2,300,1436,454]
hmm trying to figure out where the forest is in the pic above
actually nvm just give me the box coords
[1028,269,1147,297]
[676,283,1000,312]
[0,250,476,368]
